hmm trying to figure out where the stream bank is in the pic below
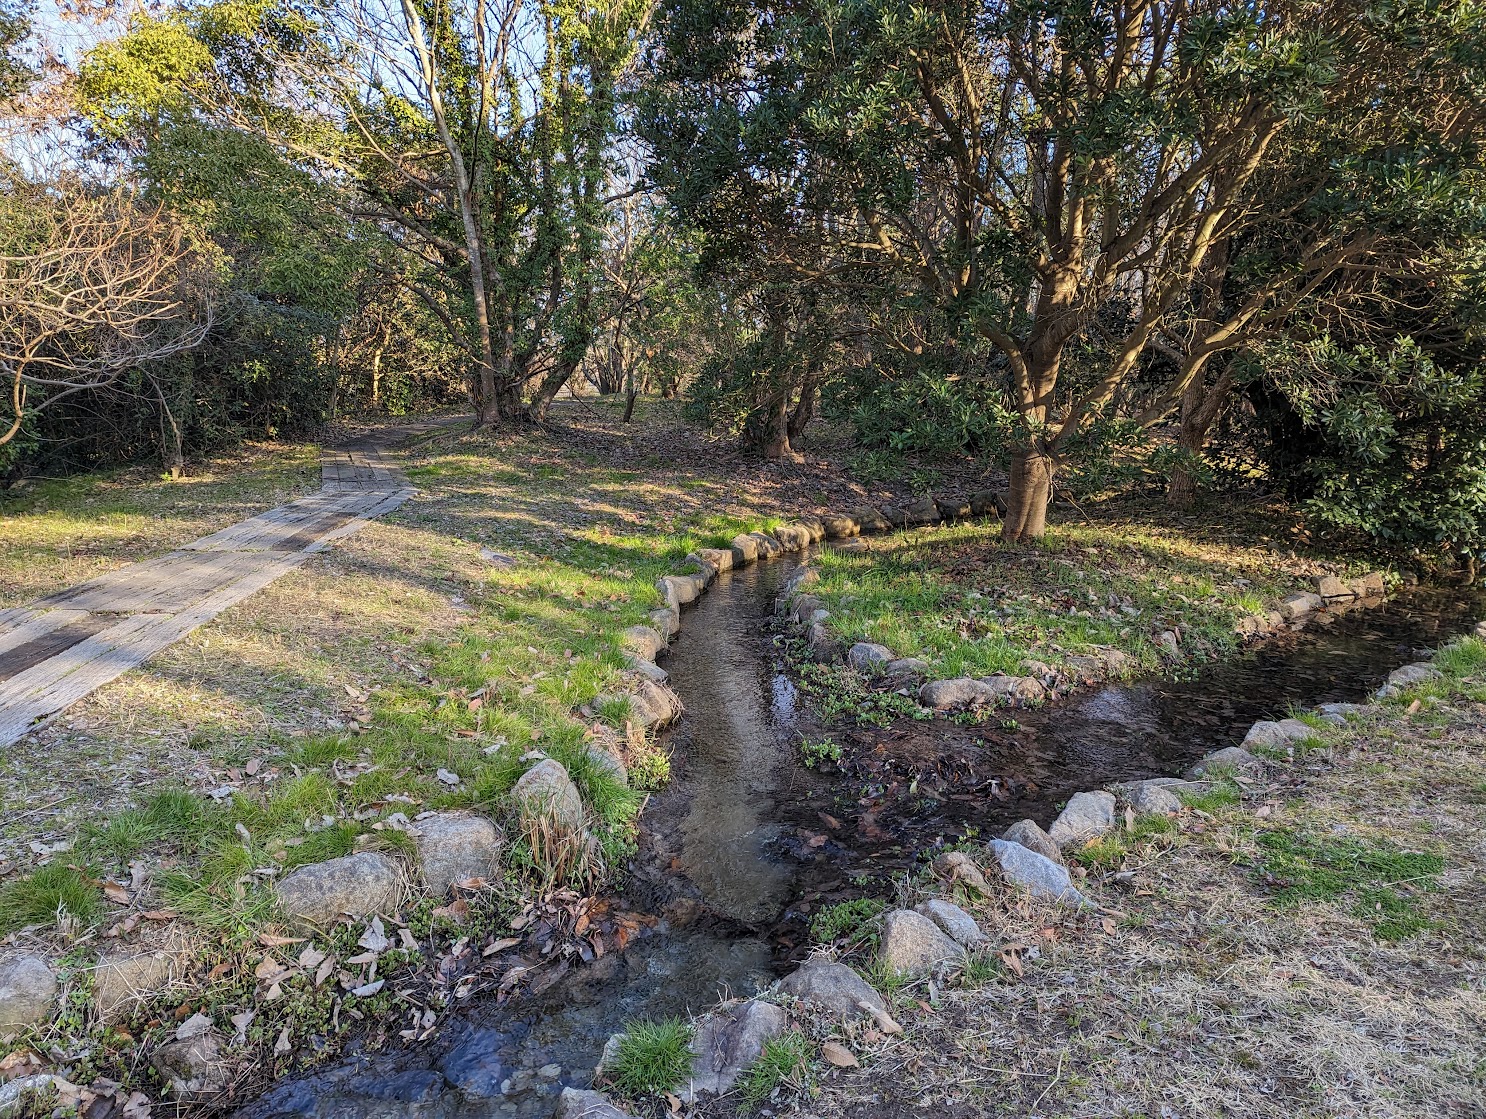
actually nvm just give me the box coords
[238,548,1486,1119]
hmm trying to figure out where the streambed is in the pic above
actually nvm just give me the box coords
[243,559,1486,1118]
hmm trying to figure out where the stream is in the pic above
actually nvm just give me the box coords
[242,557,1486,1119]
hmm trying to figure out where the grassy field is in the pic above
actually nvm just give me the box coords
[0,441,322,608]
[810,495,1381,679]
[767,638,1486,1119]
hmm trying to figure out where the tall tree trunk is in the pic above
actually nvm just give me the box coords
[787,361,820,443]
[1003,446,1054,541]
[623,365,638,422]
[150,374,184,479]
[1167,378,1206,509]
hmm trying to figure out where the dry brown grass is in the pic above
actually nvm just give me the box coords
[765,694,1486,1119]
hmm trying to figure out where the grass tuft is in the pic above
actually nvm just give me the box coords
[736,1029,812,1110]
[608,1017,695,1097]
[0,865,105,934]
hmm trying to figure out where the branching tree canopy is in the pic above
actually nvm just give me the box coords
[0,177,216,447]
[643,0,1486,538]
[79,0,650,425]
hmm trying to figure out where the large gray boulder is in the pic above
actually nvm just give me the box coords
[1316,575,1354,601]
[658,574,706,608]
[1120,781,1183,815]
[848,642,894,672]
[692,548,734,576]
[1001,819,1062,865]
[511,759,585,831]
[276,852,402,927]
[773,524,813,552]
[1279,592,1324,620]
[557,1088,634,1119]
[749,531,784,559]
[854,508,892,534]
[0,955,56,1038]
[680,1000,788,1102]
[598,680,683,731]
[1242,719,1317,752]
[415,812,503,894]
[649,607,680,641]
[821,514,860,539]
[774,956,885,1018]
[1387,662,1440,688]
[915,899,987,948]
[1047,791,1117,850]
[781,565,821,600]
[730,534,760,566]
[885,657,930,678]
[901,496,941,526]
[919,677,992,710]
[1184,746,1263,780]
[877,910,964,975]
[621,625,667,662]
[968,490,1006,518]
[935,497,971,521]
[985,840,1087,906]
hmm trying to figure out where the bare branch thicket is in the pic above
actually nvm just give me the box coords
[0,188,215,445]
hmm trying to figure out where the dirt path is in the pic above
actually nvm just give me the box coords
[0,417,462,746]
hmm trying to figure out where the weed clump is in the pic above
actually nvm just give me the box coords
[608,1017,694,1097]
[736,1029,812,1110]
[0,865,104,934]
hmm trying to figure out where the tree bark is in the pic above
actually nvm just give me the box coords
[1002,446,1054,541]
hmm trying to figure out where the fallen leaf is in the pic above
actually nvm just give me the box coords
[358,916,390,953]
[482,937,520,957]
[821,1041,859,1068]
[298,947,327,969]
[273,1027,292,1055]
[141,909,177,921]
[175,1013,213,1041]
[102,882,131,906]
[259,934,305,948]
[1101,917,1119,936]
[254,956,289,982]
[350,979,385,998]
[315,954,336,987]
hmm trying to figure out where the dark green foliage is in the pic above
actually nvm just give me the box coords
[609,1017,695,1096]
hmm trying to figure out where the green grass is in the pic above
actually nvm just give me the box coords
[961,949,1008,988]
[736,1029,813,1110]
[0,865,105,934]
[1177,776,1243,813]
[806,504,1353,681]
[1252,827,1444,940]
[809,897,889,947]
[1071,835,1129,871]
[80,788,209,862]
[608,1017,695,1097]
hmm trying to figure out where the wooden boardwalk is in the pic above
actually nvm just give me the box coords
[0,419,459,747]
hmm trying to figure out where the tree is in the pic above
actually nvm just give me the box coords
[643,0,1484,537]
[79,0,648,426]
[0,177,215,449]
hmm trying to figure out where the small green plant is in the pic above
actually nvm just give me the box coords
[1252,827,1444,940]
[1177,776,1242,813]
[799,736,843,768]
[608,1017,695,1097]
[809,897,888,946]
[736,1028,812,1110]
[626,749,672,791]
[0,865,104,934]
[1072,835,1128,872]
[961,950,1007,988]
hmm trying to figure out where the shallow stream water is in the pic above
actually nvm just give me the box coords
[242,559,1486,1118]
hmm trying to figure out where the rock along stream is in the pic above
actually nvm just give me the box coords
[243,557,1486,1119]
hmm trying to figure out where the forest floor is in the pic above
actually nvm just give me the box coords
[0,400,1449,1117]
[780,645,1486,1119]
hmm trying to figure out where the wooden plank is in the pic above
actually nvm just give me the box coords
[0,608,92,656]
[0,615,114,683]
